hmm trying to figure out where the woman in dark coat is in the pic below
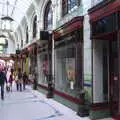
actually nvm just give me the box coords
[0,68,7,100]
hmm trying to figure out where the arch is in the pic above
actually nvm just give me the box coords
[44,0,53,30]
[39,0,51,30]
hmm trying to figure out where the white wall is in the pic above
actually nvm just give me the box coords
[83,14,92,98]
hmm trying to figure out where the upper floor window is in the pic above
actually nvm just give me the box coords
[44,0,53,30]
[33,15,37,38]
[62,0,81,16]
[26,26,28,43]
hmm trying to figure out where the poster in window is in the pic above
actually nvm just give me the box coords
[66,58,75,82]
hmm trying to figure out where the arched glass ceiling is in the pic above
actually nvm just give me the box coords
[0,0,33,30]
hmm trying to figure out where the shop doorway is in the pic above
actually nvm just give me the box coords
[102,39,119,115]
[109,40,119,115]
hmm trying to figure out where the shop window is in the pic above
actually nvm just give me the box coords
[33,15,37,38]
[38,53,48,85]
[62,0,81,16]
[26,26,28,43]
[55,39,83,97]
[44,1,53,30]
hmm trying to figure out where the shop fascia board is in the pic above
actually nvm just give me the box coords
[54,16,84,39]
[88,0,120,23]
[21,40,37,53]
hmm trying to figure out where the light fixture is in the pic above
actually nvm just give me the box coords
[1,1,14,31]
[1,16,14,22]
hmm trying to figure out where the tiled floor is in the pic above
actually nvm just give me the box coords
[0,82,115,120]
[0,82,90,120]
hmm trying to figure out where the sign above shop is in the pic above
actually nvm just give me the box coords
[88,0,120,23]
[54,16,84,39]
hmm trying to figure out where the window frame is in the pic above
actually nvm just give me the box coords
[44,1,53,30]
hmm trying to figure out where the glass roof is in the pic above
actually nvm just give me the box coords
[0,0,33,30]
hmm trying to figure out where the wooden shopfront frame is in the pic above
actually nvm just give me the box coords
[53,16,84,103]
[88,0,120,117]
[37,16,84,104]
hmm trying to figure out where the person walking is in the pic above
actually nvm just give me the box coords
[8,69,14,92]
[23,72,28,90]
[0,68,7,100]
[8,74,13,92]
[16,68,23,91]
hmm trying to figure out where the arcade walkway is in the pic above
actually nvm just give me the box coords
[0,83,89,120]
[0,83,113,120]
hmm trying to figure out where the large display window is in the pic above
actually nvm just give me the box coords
[55,39,83,97]
[38,53,48,85]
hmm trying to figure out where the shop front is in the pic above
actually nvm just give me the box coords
[88,0,120,119]
[27,43,37,76]
[53,16,84,111]
[38,46,49,86]
[37,38,52,96]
